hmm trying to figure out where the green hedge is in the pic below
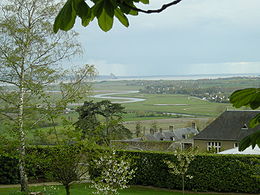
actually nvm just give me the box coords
[0,155,19,184]
[0,145,94,185]
[0,153,48,185]
[0,146,56,185]
[116,150,260,193]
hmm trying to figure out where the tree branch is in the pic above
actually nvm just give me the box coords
[122,0,182,14]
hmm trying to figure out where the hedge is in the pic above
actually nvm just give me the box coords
[1,147,259,194]
[0,153,47,184]
[116,150,260,193]
[0,155,19,184]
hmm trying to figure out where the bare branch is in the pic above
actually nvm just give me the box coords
[122,0,182,14]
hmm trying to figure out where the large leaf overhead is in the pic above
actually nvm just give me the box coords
[54,0,185,32]
[97,0,115,32]
[114,8,129,27]
[75,0,92,26]
[230,88,260,151]
[53,0,145,32]
[239,130,260,151]
[54,0,77,33]
[230,88,260,109]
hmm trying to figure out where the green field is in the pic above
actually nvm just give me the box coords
[108,93,229,117]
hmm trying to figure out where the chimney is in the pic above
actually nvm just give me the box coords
[159,128,163,133]
[169,125,174,132]
[191,122,196,129]
[150,128,154,135]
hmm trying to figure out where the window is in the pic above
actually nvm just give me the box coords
[234,143,238,148]
[241,124,248,130]
[207,142,221,153]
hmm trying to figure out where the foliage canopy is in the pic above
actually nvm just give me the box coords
[230,88,260,150]
[54,0,182,32]
[75,100,132,144]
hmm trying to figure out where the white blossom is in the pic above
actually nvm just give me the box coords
[91,150,136,195]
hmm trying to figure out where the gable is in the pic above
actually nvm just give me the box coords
[193,110,260,141]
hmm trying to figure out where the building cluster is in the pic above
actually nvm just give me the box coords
[112,111,260,154]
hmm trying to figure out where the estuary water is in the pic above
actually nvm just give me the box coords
[92,91,145,104]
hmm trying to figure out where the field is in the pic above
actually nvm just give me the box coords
[0,77,256,140]
[0,184,253,195]
[110,93,229,117]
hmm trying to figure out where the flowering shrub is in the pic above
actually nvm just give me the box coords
[91,150,135,195]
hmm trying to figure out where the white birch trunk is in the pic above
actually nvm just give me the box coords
[18,71,29,193]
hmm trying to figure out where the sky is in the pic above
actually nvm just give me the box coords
[70,0,260,76]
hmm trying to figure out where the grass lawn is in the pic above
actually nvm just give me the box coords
[0,184,247,195]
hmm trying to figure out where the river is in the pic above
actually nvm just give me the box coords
[92,91,146,104]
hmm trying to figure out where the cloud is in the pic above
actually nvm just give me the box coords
[186,61,260,75]
[131,0,260,30]
[71,0,260,76]
[85,59,129,76]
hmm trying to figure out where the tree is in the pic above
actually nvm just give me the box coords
[230,88,260,151]
[151,120,158,133]
[91,150,135,195]
[53,0,183,32]
[32,143,92,195]
[164,148,197,195]
[135,121,142,137]
[0,0,90,192]
[75,100,132,145]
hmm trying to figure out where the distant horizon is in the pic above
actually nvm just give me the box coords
[97,72,260,78]
[96,72,260,81]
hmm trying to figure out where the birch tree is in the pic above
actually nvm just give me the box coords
[0,0,87,193]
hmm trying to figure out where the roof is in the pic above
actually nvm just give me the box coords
[193,110,260,141]
[172,127,199,140]
[143,127,198,141]
[218,145,260,155]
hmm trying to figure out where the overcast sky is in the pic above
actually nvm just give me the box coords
[70,0,260,76]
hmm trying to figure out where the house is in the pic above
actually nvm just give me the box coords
[110,122,199,151]
[142,122,199,142]
[193,110,260,152]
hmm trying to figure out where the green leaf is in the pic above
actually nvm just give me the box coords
[139,0,149,4]
[230,88,260,109]
[53,0,77,33]
[119,2,138,16]
[97,0,115,32]
[92,0,104,18]
[239,130,260,151]
[73,0,92,26]
[249,113,260,128]
[115,8,129,27]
